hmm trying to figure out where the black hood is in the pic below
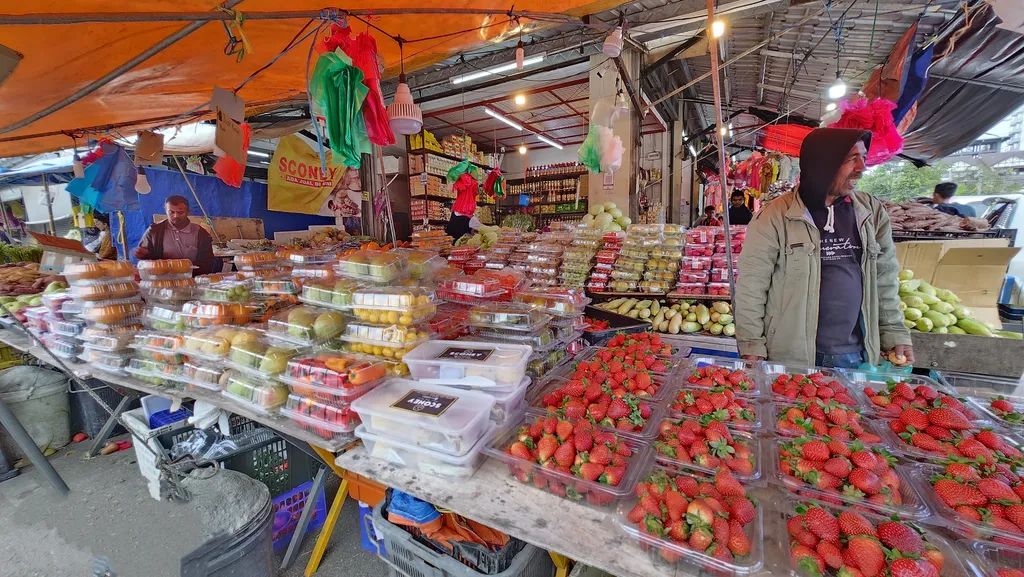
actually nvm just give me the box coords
[798,128,872,210]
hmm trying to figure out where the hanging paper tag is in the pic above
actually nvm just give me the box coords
[134,130,164,166]
[214,109,245,163]
[211,86,245,123]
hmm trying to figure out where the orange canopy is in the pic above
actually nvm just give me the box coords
[0,0,615,157]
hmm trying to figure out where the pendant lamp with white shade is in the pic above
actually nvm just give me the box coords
[387,41,423,136]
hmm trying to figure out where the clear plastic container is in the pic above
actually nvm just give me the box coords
[770,437,928,518]
[351,380,494,456]
[666,388,763,430]
[771,401,886,445]
[845,371,982,421]
[677,270,710,283]
[48,317,86,337]
[233,252,278,271]
[684,244,715,257]
[60,300,83,318]
[70,281,140,302]
[280,393,361,439]
[523,243,563,255]
[467,302,551,332]
[180,326,264,361]
[194,272,244,284]
[966,389,1024,429]
[707,282,731,296]
[350,287,437,324]
[42,333,82,360]
[715,240,743,255]
[681,256,713,272]
[79,330,134,351]
[63,260,135,284]
[137,258,194,279]
[403,340,532,389]
[764,363,860,407]
[280,352,389,395]
[639,281,671,293]
[177,362,230,391]
[221,373,289,413]
[709,268,738,283]
[285,250,338,265]
[79,348,131,375]
[340,320,430,350]
[615,466,764,574]
[265,305,346,346]
[512,288,589,317]
[686,227,717,244]
[335,250,408,282]
[674,282,706,294]
[197,280,254,302]
[225,339,301,378]
[139,278,195,303]
[179,301,254,327]
[130,331,184,352]
[436,275,505,298]
[484,413,651,510]
[126,357,188,382]
[912,463,1024,546]
[877,419,1024,466]
[355,422,495,480]
[471,326,556,352]
[966,538,1024,577]
[299,278,366,310]
[644,271,676,283]
[81,300,143,325]
[530,379,664,438]
[251,276,300,295]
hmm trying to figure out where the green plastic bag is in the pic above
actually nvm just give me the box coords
[578,124,602,174]
[310,49,371,167]
[446,159,480,183]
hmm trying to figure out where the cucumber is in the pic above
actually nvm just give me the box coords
[995,331,1024,339]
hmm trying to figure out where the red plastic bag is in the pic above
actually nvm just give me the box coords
[213,122,251,188]
[350,32,395,146]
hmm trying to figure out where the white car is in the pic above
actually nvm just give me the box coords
[953,194,1024,302]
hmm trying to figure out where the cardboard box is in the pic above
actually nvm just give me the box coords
[28,231,95,273]
[895,240,1019,326]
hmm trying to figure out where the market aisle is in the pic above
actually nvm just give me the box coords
[0,436,387,577]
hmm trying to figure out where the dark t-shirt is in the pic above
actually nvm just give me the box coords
[729,205,753,225]
[810,197,864,355]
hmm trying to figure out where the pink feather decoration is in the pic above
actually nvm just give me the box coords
[827,98,903,166]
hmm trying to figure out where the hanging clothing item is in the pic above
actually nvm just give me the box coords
[451,172,479,217]
[350,32,395,147]
[310,49,371,167]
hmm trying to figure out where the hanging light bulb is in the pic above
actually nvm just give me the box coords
[518,144,527,155]
[613,91,629,121]
[603,27,623,58]
[826,102,837,112]
[72,153,84,179]
[388,42,423,135]
[516,40,525,71]
[135,165,151,194]
[828,75,847,100]
[514,94,526,106]
[719,126,727,136]
[711,19,726,38]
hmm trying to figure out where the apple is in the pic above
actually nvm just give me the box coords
[313,312,345,339]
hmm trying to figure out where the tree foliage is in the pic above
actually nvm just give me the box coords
[857,161,949,202]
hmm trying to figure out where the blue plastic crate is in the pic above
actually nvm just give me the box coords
[148,408,192,429]
[271,480,327,551]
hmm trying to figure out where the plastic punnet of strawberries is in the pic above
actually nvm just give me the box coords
[922,458,1024,547]
[536,377,656,434]
[685,364,757,394]
[771,372,859,407]
[786,500,947,577]
[562,351,664,400]
[863,379,977,421]
[604,331,674,356]
[776,399,883,444]
[670,387,758,428]
[655,417,757,478]
[886,406,1024,468]
[624,467,758,568]
[985,395,1024,426]
[503,413,634,506]
[777,436,910,513]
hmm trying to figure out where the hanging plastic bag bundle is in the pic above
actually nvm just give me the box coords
[483,167,506,199]
[309,49,371,167]
[350,32,395,147]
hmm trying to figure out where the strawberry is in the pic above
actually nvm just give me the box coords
[828,440,852,457]
[877,520,925,554]
[838,510,877,537]
[976,429,1006,450]
[688,526,713,550]
[626,503,646,523]
[686,499,714,525]
[890,558,937,577]
[537,435,558,462]
[903,431,941,452]
[803,506,840,543]
[922,548,944,571]
[711,516,730,543]
[727,520,751,556]
[978,478,1022,503]
[675,476,699,498]
[791,543,825,575]
[801,440,830,461]
[849,450,878,470]
[573,429,593,452]
[944,462,982,482]
[954,505,983,522]
[714,468,746,497]
[666,519,688,541]
[893,382,915,401]
[1006,504,1024,531]
[509,442,532,460]
[563,399,587,420]
[816,541,843,569]
[640,494,661,516]
[900,408,930,429]
[726,496,756,524]
[578,462,604,481]
[928,407,973,430]
[555,420,574,440]
[848,468,882,495]
[589,444,612,466]
[992,517,1024,535]
[824,457,852,479]
[553,441,575,467]
[600,465,625,486]
[663,490,688,521]
[846,535,886,577]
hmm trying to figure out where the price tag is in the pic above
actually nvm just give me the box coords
[435,346,494,362]
[390,389,459,417]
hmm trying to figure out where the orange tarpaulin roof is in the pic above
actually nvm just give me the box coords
[0,1,616,157]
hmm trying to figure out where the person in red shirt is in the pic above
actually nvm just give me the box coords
[445,172,479,240]
[695,205,722,227]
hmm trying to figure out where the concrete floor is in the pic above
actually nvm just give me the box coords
[0,435,388,577]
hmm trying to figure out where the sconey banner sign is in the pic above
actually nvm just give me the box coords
[268,134,360,216]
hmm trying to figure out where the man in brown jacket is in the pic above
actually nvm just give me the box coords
[132,195,215,275]
[735,128,912,368]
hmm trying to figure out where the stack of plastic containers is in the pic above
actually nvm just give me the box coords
[233,252,279,279]
[409,229,452,251]
[640,225,682,294]
[511,287,589,378]
[40,290,84,361]
[334,285,439,376]
[609,227,658,293]
[586,231,624,293]
[675,227,715,295]
[708,226,745,294]
[523,242,563,288]
[558,226,601,288]
[446,246,480,273]
[63,260,143,377]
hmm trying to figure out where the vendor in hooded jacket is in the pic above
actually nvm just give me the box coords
[734,128,913,369]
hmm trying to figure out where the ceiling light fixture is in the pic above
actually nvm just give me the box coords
[603,27,623,58]
[828,75,847,100]
[711,19,726,38]
[516,41,525,71]
[689,145,698,157]
[719,126,727,136]
[484,108,523,131]
[451,54,546,85]
[135,166,151,194]
[514,94,526,106]
[387,41,423,135]
[519,144,527,155]
[536,135,564,150]
[826,102,837,112]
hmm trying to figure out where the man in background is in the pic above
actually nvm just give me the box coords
[925,182,976,218]
[133,195,215,274]
[728,191,753,225]
[695,205,722,227]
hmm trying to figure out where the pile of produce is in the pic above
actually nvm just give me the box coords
[898,269,1018,338]
[580,202,631,232]
[499,213,533,231]
[0,264,65,297]
[0,243,42,263]
[884,200,989,232]
[453,224,502,248]
[590,298,735,336]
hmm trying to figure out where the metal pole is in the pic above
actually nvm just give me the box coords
[41,175,55,236]
[0,396,69,495]
[706,0,737,303]
[172,157,223,243]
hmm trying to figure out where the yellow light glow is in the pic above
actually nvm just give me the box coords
[711,20,726,38]
[719,126,727,136]
[515,94,526,106]
[519,144,527,154]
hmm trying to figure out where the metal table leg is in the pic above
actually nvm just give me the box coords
[85,391,139,459]
[0,397,68,495]
[550,552,572,577]
[280,466,328,571]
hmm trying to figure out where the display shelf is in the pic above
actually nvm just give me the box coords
[666,293,733,300]
[508,170,589,184]
[408,149,492,170]
[410,193,457,201]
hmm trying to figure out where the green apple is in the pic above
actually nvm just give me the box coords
[313,312,345,339]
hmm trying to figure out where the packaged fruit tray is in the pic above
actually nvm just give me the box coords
[284,250,338,265]
[174,362,232,391]
[483,412,652,510]
[772,400,886,445]
[844,371,983,422]
[78,330,134,352]
[355,423,494,480]
[197,280,254,303]
[512,287,589,317]
[653,416,762,481]
[251,276,300,296]
[665,387,762,431]
[403,340,531,390]
[41,292,72,313]
[225,339,301,378]
[126,357,188,382]
[681,256,713,272]
[42,334,82,360]
[965,539,1024,577]
[265,306,346,346]
[221,374,289,414]
[139,278,196,303]
[70,281,140,302]
[912,462,1024,548]
[179,301,255,327]
[616,466,763,573]
[49,318,85,337]
[771,436,929,519]
[64,260,135,285]
[338,321,432,350]
[129,344,186,365]
[777,496,966,577]
[683,355,762,396]
[530,376,664,439]
[686,228,717,244]
[334,250,408,282]
[435,275,505,299]
[82,301,144,327]
[143,304,182,329]
[571,346,681,381]
[179,326,264,362]
[471,326,557,352]
[467,302,551,332]
[764,363,860,407]
[878,417,1024,468]
[279,352,389,397]
[79,349,131,375]
[299,279,366,311]
[351,379,494,457]
[965,389,1024,429]
[279,393,361,440]
[350,287,437,323]
[233,252,278,271]
[137,259,194,279]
